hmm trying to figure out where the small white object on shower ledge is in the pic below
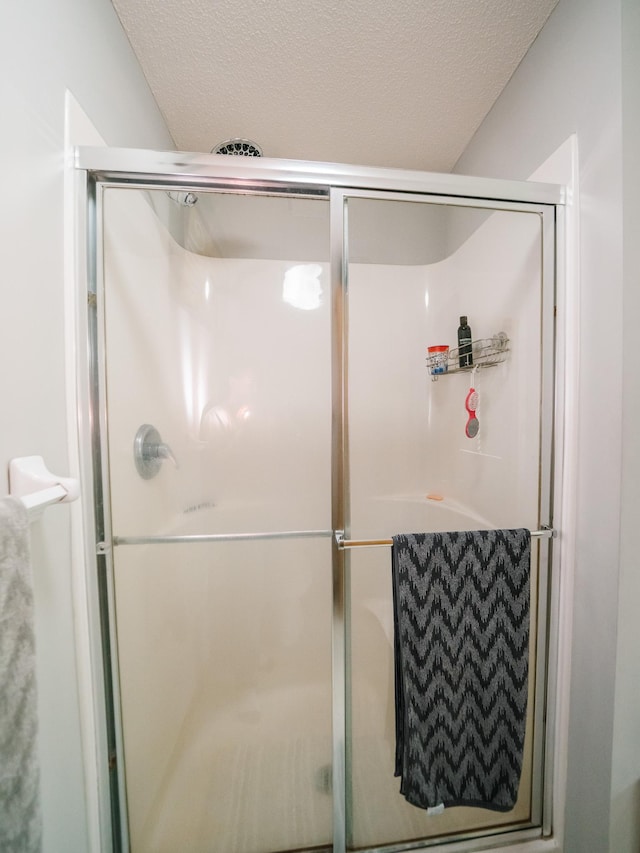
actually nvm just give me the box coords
[9,456,80,521]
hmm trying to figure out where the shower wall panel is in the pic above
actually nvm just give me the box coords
[420,208,542,526]
[346,262,432,522]
[347,203,542,538]
[103,190,332,536]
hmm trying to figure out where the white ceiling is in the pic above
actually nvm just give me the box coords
[111,0,559,173]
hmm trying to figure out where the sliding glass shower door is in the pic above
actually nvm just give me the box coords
[101,187,334,853]
[341,193,553,849]
[84,154,558,853]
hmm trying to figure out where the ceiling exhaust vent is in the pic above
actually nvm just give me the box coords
[211,138,263,157]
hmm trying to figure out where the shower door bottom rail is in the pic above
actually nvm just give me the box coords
[112,528,335,546]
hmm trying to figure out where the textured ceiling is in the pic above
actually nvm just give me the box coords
[111,0,559,172]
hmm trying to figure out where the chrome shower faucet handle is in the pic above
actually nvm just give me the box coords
[133,424,178,479]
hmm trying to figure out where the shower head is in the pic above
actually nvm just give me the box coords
[166,190,198,207]
[211,137,263,157]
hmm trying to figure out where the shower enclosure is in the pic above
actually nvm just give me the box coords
[76,149,562,853]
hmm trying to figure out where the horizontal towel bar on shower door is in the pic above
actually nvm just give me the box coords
[112,529,335,546]
[335,527,556,550]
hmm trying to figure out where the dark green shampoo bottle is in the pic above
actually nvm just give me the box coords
[457,316,473,368]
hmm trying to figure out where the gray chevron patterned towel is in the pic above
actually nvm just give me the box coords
[0,498,42,852]
[392,529,530,813]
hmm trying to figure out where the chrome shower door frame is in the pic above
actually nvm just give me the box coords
[75,147,564,853]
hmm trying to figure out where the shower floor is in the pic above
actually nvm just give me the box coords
[125,685,333,853]
[126,698,531,853]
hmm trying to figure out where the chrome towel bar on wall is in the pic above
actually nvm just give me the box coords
[9,456,80,521]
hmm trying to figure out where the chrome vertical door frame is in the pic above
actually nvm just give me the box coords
[84,179,130,853]
[330,189,348,853]
[539,204,561,836]
[73,165,119,853]
[525,203,558,835]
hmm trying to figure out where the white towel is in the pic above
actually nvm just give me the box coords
[0,497,42,852]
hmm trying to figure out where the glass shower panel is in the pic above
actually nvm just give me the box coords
[345,197,544,849]
[102,187,333,853]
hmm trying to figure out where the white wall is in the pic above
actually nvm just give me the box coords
[0,2,173,851]
[454,0,636,851]
[610,0,640,849]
